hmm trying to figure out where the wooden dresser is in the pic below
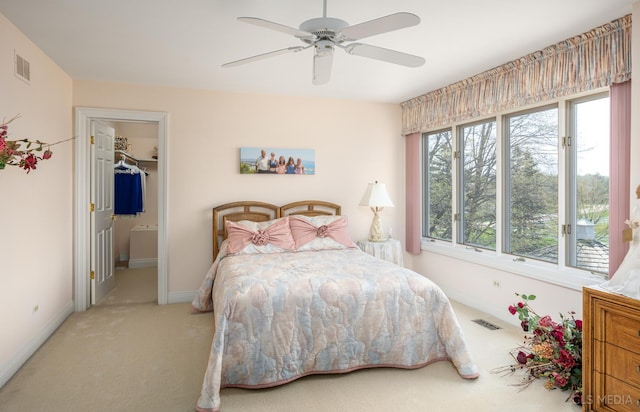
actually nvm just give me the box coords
[583,286,640,411]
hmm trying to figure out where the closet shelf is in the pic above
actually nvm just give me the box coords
[115,150,157,164]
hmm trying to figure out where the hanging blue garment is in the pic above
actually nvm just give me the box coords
[114,165,144,215]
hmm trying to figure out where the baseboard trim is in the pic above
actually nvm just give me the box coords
[168,290,197,304]
[128,258,157,268]
[0,300,74,389]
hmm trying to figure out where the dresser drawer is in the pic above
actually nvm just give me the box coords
[604,343,640,389]
[604,310,640,354]
[584,288,640,412]
[591,373,640,412]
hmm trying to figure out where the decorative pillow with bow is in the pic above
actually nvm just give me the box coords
[226,217,296,255]
[289,215,357,251]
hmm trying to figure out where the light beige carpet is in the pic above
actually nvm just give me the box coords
[0,298,581,412]
[98,266,158,305]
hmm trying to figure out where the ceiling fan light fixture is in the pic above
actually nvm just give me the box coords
[315,39,334,57]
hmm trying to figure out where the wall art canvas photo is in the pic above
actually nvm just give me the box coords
[240,147,315,175]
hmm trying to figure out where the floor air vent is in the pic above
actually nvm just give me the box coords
[471,319,501,330]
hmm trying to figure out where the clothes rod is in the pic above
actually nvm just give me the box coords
[115,150,138,166]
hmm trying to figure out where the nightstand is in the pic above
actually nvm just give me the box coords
[356,238,404,266]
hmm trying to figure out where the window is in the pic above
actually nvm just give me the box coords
[422,92,610,276]
[567,94,610,273]
[459,120,497,249]
[504,106,558,262]
[423,130,452,241]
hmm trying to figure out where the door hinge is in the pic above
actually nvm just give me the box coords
[90,203,95,212]
[453,151,460,160]
[562,224,572,236]
[90,271,95,280]
[454,213,460,221]
[90,135,94,145]
[562,136,571,148]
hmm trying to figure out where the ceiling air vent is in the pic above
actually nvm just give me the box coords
[15,51,31,83]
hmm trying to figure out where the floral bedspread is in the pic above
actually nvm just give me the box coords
[192,244,479,412]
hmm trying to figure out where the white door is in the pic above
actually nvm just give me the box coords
[91,121,115,304]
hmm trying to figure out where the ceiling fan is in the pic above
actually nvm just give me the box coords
[222,0,425,85]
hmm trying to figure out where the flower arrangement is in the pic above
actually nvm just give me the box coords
[494,293,583,405]
[0,114,70,173]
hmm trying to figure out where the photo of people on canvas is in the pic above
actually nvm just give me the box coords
[241,147,315,175]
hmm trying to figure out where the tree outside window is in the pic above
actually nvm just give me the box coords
[460,120,497,250]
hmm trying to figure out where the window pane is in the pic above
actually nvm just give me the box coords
[573,96,610,273]
[423,130,452,241]
[461,121,496,249]
[506,107,558,262]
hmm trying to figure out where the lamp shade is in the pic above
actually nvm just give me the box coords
[359,181,394,208]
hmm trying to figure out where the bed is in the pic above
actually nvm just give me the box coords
[192,200,478,412]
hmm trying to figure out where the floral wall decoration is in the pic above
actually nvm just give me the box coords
[0,115,73,173]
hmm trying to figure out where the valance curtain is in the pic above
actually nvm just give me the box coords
[400,14,631,135]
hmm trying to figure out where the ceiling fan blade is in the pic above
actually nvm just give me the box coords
[238,17,315,41]
[340,12,420,41]
[222,46,306,68]
[312,44,334,85]
[344,43,425,67]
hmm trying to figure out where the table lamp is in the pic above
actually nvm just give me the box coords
[359,181,394,241]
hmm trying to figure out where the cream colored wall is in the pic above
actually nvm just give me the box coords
[412,254,584,326]
[72,81,405,294]
[0,14,73,381]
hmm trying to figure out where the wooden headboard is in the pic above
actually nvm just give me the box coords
[212,200,341,259]
[279,200,341,217]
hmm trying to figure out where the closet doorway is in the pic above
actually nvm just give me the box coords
[102,120,159,305]
[74,107,168,312]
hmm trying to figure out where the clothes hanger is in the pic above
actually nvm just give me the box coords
[115,154,138,171]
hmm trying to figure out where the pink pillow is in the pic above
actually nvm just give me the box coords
[289,215,356,251]
[226,217,295,254]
